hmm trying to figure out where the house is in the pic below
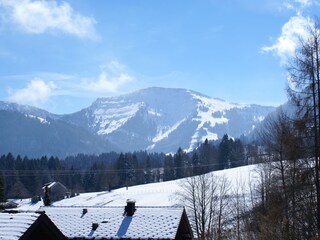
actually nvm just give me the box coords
[0,210,66,240]
[0,201,19,209]
[43,181,70,201]
[40,200,193,240]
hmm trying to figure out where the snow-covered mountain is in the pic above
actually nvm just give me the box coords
[62,87,276,153]
[0,101,58,120]
[0,87,276,156]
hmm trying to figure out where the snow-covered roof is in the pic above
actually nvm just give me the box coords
[42,181,56,189]
[0,211,40,240]
[40,206,185,239]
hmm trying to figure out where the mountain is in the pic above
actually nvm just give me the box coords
[0,101,58,120]
[0,88,277,156]
[62,87,276,153]
[0,109,116,158]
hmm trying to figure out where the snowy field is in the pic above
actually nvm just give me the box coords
[13,164,258,211]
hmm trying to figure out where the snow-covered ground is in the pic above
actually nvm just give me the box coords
[14,164,258,211]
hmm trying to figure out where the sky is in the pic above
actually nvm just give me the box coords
[0,0,318,114]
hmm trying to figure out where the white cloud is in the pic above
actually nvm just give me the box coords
[0,0,97,39]
[8,79,56,106]
[81,61,134,93]
[6,61,134,107]
[261,15,313,64]
[282,0,315,10]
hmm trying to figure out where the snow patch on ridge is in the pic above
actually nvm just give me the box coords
[148,109,161,117]
[254,115,265,122]
[148,118,187,150]
[94,102,144,135]
[187,93,248,151]
[153,118,187,143]
[25,114,50,124]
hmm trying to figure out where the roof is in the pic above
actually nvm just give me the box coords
[0,210,67,240]
[0,211,40,240]
[43,181,68,190]
[43,181,57,189]
[40,206,185,239]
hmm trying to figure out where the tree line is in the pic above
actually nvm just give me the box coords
[0,134,249,201]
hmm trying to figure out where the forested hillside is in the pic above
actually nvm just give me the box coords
[0,135,251,199]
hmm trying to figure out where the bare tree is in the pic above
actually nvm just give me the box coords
[176,173,232,240]
[287,20,320,231]
[177,173,217,239]
[215,175,231,240]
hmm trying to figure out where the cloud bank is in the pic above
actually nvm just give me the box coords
[261,15,312,64]
[0,0,97,39]
[7,61,134,106]
[8,79,56,106]
[81,61,134,93]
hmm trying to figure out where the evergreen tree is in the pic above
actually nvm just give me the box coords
[144,156,152,183]
[174,148,185,179]
[163,155,175,181]
[198,138,218,172]
[116,153,126,187]
[230,139,245,168]
[0,175,5,202]
[191,152,201,176]
[218,134,230,169]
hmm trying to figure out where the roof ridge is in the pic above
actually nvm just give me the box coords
[40,205,184,209]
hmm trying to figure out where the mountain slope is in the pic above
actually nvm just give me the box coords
[63,87,276,152]
[15,164,257,210]
[0,110,116,158]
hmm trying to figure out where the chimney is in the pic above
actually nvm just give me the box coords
[125,199,136,217]
[92,223,99,231]
[82,209,88,215]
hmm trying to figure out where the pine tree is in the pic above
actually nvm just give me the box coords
[0,175,5,202]
[145,156,152,183]
[230,139,245,168]
[191,152,200,176]
[174,148,185,179]
[163,155,175,181]
[218,134,230,169]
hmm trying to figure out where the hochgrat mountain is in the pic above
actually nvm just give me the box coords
[62,87,276,153]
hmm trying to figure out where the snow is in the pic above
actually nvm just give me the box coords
[148,109,161,117]
[40,206,183,239]
[25,114,50,124]
[190,92,248,112]
[187,93,249,151]
[0,212,40,240]
[151,118,187,144]
[14,164,258,211]
[74,88,274,153]
[254,115,265,122]
[95,102,144,135]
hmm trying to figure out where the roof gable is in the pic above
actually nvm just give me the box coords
[0,211,66,240]
[0,211,40,240]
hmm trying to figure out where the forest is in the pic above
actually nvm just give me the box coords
[0,134,248,201]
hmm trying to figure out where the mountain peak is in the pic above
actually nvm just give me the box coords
[63,87,275,152]
[0,88,277,155]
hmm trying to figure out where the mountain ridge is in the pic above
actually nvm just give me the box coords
[61,87,276,152]
[0,87,277,156]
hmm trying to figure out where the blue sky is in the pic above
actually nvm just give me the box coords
[0,0,318,114]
